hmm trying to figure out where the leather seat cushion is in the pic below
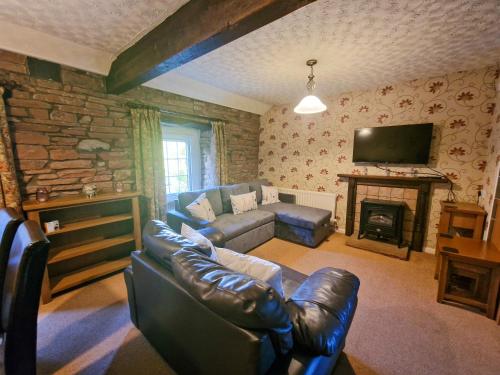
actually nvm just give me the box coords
[258,203,331,230]
[178,188,223,216]
[208,210,275,241]
[142,220,212,270]
[172,248,293,354]
[286,268,359,356]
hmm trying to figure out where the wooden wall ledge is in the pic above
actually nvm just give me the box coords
[337,174,449,184]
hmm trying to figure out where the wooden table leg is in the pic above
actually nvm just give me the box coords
[437,253,449,303]
[434,237,441,280]
[486,267,500,319]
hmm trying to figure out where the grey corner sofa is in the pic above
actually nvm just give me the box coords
[166,180,332,253]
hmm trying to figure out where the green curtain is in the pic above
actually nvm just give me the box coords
[211,120,228,185]
[0,87,21,210]
[131,107,166,220]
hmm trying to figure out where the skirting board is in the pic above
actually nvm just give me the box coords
[345,231,409,260]
[423,246,435,254]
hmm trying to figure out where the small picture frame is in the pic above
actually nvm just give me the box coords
[44,220,60,233]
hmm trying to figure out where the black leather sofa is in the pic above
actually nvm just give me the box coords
[125,220,360,375]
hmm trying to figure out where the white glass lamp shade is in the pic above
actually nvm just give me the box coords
[294,95,327,114]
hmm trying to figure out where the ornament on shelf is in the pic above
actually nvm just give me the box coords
[36,188,49,202]
[115,182,124,193]
[83,184,97,199]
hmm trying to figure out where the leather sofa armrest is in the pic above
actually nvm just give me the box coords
[279,193,296,204]
[124,265,138,327]
[198,227,225,247]
[286,268,359,356]
[167,209,209,233]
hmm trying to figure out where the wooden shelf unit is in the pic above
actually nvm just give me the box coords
[23,192,142,303]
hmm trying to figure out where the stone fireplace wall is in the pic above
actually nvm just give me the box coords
[354,185,418,245]
[0,49,261,201]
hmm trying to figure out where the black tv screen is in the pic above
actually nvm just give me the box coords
[353,123,433,164]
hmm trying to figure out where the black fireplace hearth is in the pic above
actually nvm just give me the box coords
[358,198,405,247]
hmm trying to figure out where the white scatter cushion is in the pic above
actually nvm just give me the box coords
[181,223,218,261]
[185,193,216,223]
[261,185,280,205]
[215,247,284,298]
[230,191,258,215]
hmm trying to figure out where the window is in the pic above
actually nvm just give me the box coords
[162,125,201,196]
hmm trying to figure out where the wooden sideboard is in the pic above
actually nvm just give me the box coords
[23,192,142,303]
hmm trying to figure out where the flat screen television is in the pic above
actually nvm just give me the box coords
[352,123,433,164]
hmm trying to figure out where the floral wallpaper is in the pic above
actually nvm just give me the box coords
[481,84,500,233]
[258,66,498,250]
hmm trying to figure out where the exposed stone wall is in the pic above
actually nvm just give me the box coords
[124,86,261,184]
[0,49,260,201]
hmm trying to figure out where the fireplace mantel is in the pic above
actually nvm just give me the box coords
[338,174,449,251]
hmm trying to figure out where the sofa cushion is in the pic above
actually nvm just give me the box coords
[258,202,331,230]
[142,220,212,270]
[208,210,275,241]
[185,193,216,222]
[286,268,359,356]
[181,223,218,261]
[220,183,250,213]
[178,188,223,216]
[248,179,270,204]
[172,248,293,354]
[261,185,280,205]
[215,246,284,297]
[230,191,258,215]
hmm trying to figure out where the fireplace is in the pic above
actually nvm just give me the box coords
[358,198,405,247]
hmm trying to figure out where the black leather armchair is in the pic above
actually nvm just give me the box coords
[1,220,50,375]
[0,208,23,318]
[125,220,359,375]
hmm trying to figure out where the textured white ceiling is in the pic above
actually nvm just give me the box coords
[0,0,498,110]
[170,0,500,105]
[0,0,189,54]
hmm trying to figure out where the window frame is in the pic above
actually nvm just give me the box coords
[161,124,201,199]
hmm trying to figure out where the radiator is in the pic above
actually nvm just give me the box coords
[277,187,337,223]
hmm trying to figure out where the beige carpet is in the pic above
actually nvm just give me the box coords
[37,234,500,375]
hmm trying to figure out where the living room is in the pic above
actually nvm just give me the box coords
[0,1,499,374]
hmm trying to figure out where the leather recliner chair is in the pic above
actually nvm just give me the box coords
[125,220,359,375]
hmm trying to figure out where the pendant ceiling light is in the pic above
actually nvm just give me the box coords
[294,59,327,114]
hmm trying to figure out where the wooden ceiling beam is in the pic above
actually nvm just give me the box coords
[106,0,316,94]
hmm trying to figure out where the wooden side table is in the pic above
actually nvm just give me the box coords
[437,236,500,319]
[434,201,486,279]
[438,201,486,239]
